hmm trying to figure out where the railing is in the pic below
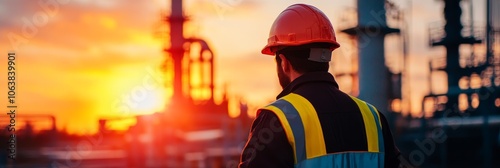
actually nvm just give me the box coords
[430,56,447,70]
[428,21,485,46]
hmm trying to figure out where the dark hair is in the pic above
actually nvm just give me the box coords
[275,43,331,73]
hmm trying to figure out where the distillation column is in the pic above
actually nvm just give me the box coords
[168,0,185,104]
[355,0,399,115]
[357,0,388,113]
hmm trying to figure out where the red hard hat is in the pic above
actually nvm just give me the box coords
[261,4,340,55]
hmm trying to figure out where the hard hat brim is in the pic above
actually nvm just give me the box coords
[261,40,340,55]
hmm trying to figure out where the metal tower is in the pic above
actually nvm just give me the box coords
[418,0,500,167]
[340,0,400,122]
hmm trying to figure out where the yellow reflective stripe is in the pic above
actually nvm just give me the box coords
[260,105,298,163]
[282,93,327,158]
[367,104,383,129]
[349,96,379,152]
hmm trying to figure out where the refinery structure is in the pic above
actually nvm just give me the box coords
[1,0,500,167]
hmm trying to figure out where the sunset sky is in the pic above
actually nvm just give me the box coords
[0,0,489,134]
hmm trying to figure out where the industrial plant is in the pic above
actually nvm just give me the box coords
[0,0,499,167]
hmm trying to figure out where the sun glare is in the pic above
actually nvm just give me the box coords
[106,66,169,117]
[130,88,167,114]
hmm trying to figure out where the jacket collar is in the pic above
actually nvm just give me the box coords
[276,71,340,99]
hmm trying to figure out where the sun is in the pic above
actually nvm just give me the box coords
[105,65,170,117]
[129,88,167,114]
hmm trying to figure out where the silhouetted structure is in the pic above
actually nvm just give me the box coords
[116,0,252,167]
[398,0,500,167]
[340,0,400,118]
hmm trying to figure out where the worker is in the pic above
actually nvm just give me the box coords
[239,4,401,168]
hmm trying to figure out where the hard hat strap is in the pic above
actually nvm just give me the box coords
[308,48,332,62]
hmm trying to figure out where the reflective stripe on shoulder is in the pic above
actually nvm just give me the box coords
[349,96,380,152]
[281,93,326,158]
[260,104,300,164]
[367,103,385,152]
[260,93,326,163]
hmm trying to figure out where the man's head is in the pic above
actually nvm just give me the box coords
[262,4,340,88]
[275,43,332,88]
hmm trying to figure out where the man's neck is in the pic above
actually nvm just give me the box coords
[289,71,303,82]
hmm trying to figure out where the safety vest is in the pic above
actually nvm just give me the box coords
[260,93,385,168]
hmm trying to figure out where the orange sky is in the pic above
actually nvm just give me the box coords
[0,0,488,134]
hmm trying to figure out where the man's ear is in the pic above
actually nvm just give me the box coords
[278,54,290,73]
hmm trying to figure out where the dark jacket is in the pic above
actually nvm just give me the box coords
[239,72,400,168]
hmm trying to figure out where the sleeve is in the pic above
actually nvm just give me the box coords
[378,111,401,168]
[239,110,294,168]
